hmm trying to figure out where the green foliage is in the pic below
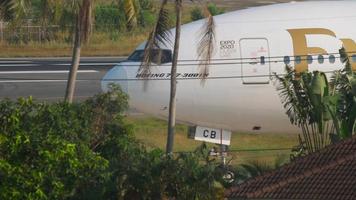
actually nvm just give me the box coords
[232,156,288,184]
[274,67,336,154]
[0,85,225,199]
[330,48,356,139]
[2,0,156,43]
[0,97,110,199]
[95,4,126,31]
[0,85,129,199]
[275,50,356,156]
[115,143,225,200]
[190,7,204,21]
[190,3,225,21]
[207,3,225,16]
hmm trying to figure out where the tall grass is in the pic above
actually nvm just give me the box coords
[0,29,149,57]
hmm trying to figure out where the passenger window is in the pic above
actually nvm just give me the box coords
[283,56,290,65]
[352,55,356,63]
[307,55,313,64]
[329,55,336,64]
[317,55,324,64]
[295,56,301,64]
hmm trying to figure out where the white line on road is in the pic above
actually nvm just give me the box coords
[0,80,88,83]
[0,64,41,67]
[0,70,99,74]
[54,63,118,66]
[0,63,117,67]
[0,61,31,63]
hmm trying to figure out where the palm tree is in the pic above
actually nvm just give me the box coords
[64,0,93,103]
[65,0,139,103]
[35,0,62,41]
[0,0,91,103]
[0,0,29,23]
[140,1,216,153]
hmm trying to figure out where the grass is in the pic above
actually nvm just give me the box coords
[0,31,148,57]
[126,115,299,165]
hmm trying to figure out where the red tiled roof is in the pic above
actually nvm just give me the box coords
[225,136,356,200]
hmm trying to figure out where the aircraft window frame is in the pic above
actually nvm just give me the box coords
[307,55,313,64]
[352,55,356,63]
[317,55,324,64]
[329,55,336,64]
[295,56,301,64]
[283,56,290,65]
[127,49,172,64]
[127,50,144,62]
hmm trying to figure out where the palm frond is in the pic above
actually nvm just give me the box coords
[139,0,171,74]
[123,0,138,28]
[0,0,15,20]
[273,66,314,127]
[197,4,216,82]
[0,0,29,22]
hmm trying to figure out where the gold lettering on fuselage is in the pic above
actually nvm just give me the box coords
[340,39,356,71]
[287,28,337,73]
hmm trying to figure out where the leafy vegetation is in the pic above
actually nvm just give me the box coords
[0,85,227,199]
[274,49,356,156]
[0,1,226,57]
[190,3,225,21]
[232,156,288,184]
[331,48,356,139]
[275,68,335,153]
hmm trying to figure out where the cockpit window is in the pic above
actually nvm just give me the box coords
[127,49,172,64]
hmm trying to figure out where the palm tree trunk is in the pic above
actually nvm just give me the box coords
[166,0,182,154]
[65,15,81,103]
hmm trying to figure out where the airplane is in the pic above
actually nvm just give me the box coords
[101,1,356,140]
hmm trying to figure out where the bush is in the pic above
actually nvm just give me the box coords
[191,7,204,21]
[0,97,110,199]
[0,85,226,199]
[0,85,130,199]
[95,4,126,32]
[190,3,225,21]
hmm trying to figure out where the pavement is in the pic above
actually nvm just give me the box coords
[0,57,126,102]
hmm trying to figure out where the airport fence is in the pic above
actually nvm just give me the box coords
[0,22,121,44]
[0,22,62,43]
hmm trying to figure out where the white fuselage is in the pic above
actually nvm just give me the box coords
[102,1,356,134]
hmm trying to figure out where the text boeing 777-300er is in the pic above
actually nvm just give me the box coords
[102,1,356,137]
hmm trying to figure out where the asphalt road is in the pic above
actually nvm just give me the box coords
[0,57,125,102]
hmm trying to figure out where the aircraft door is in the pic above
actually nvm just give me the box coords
[239,38,271,84]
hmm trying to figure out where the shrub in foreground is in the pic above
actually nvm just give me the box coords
[0,86,225,200]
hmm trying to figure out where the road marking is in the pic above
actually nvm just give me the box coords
[0,61,31,63]
[0,70,99,74]
[0,64,40,67]
[0,63,116,67]
[0,56,126,61]
[0,80,87,83]
[53,63,117,66]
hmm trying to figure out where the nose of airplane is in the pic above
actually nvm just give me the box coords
[101,64,129,94]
